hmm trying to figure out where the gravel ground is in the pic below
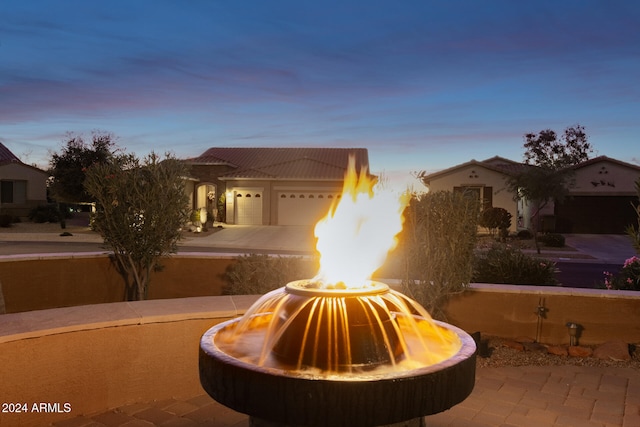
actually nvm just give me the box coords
[478,336,640,369]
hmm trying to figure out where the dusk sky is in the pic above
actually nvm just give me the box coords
[1,1,638,187]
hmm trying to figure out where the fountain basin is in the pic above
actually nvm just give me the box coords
[200,314,476,426]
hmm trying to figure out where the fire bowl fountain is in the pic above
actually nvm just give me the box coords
[199,280,476,427]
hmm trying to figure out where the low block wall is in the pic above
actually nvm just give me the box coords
[0,254,236,313]
[0,295,260,427]
[445,284,640,345]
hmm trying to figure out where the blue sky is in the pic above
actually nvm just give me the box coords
[1,1,638,187]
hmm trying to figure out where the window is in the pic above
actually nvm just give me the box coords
[1,180,27,204]
[454,186,492,210]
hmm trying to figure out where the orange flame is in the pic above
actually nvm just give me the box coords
[313,156,409,289]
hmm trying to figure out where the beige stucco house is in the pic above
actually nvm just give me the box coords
[0,143,48,217]
[420,155,640,234]
[184,147,369,226]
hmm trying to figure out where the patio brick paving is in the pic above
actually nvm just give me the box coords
[52,365,640,427]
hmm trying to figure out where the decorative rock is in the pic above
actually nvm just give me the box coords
[503,340,524,351]
[593,340,630,361]
[547,345,568,356]
[568,346,593,358]
[516,336,535,343]
[522,342,547,353]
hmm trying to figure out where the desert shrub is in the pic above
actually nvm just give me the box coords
[473,243,556,285]
[399,190,480,320]
[479,207,512,240]
[603,256,640,291]
[28,204,62,223]
[224,253,316,295]
[0,214,13,228]
[516,229,533,240]
[540,233,565,247]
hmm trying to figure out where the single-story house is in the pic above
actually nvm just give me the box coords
[0,143,48,217]
[420,155,640,234]
[184,147,370,226]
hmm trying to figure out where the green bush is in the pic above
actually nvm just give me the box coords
[516,229,533,240]
[28,204,62,223]
[479,207,512,240]
[223,253,316,295]
[540,233,565,247]
[473,243,556,285]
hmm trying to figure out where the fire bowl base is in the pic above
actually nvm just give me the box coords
[200,319,476,427]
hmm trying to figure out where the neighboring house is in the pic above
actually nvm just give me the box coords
[420,156,529,233]
[184,147,369,225]
[420,155,640,234]
[555,156,640,233]
[0,143,48,217]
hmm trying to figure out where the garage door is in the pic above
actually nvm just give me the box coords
[278,192,338,225]
[235,192,263,225]
[555,196,636,234]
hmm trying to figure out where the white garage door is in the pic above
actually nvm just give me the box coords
[235,192,263,225]
[277,192,337,225]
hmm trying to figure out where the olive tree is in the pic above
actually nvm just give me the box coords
[399,190,480,320]
[507,124,593,253]
[84,152,189,300]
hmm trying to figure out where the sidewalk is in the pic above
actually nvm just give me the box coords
[56,364,640,427]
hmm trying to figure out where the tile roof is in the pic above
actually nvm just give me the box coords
[187,147,369,180]
[420,156,537,183]
[569,155,640,172]
[0,142,22,165]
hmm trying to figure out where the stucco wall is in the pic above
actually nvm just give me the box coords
[0,163,48,216]
[0,162,48,201]
[0,295,259,427]
[445,284,640,345]
[571,160,640,196]
[0,254,235,313]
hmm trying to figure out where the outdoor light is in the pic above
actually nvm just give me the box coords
[566,322,580,346]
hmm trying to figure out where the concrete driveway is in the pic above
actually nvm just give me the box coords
[563,234,636,263]
[182,225,317,254]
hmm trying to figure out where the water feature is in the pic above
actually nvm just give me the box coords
[199,280,476,426]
